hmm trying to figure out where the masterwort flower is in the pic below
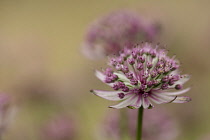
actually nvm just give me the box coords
[83,11,160,59]
[91,43,191,109]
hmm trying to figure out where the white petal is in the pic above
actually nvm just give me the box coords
[114,72,130,82]
[114,72,134,87]
[149,94,166,104]
[151,93,177,104]
[95,70,105,82]
[142,97,151,109]
[177,74,191,84]
[128,95,142,109]
[172,96,191,103]
[95,70,114,86]
[91,90,131,101]
[161,88,191,96]
[151,57,158,71]
[170,69,180,75]
[109,94,137,109]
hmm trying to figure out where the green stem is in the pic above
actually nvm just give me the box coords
[136,106,144,140]
[120,109,127,140]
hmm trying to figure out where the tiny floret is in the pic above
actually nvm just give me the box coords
[91,43,191,109]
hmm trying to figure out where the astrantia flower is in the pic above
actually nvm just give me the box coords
[91,43,191,109]
[83,11,160,59]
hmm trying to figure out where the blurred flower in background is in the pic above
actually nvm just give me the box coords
[128,109,179,140]
[82,11,160,59]
[0,93,14,137]
[96,111,121,140]
[97,108,179,140]
[41,115,77,140]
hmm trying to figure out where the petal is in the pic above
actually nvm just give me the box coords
[128,94,142,109]
[114,72,134,87]
[109,94,137,109]
[161,88,191,96]
[91,90,131,101]
[177,74,191,84]
[114,72,130,82]
[172,96,192,103]
[170,69,180,75]
[149,94,167,104]
[142,97,152,109]
[95,70,114,86]
[95,70,105,82]
[151,57,158,71]
[151,93,177,104]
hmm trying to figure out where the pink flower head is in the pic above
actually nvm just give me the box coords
[42,116,76,140]
[83,11,160,59]
[91,43,191,109]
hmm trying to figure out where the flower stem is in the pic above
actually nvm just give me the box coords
[136,106,144,140]
[120,109,127,140]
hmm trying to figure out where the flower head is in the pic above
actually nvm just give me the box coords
[91,43,191,109]
[83,11,160,59]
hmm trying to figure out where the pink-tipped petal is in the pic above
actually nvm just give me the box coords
[172,96,191,103]
[109,94,137,109]
[91,90,131,101]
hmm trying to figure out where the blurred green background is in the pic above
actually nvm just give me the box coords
[0,0,210,140]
